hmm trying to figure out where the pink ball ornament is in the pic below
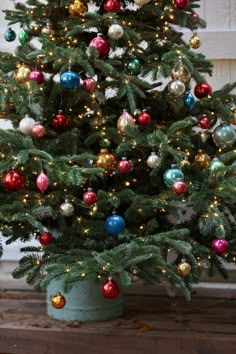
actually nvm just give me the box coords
[83,188,97,205]
[174,0,189,10]
[194,82,212,99]
[36,170,49,193]
[172,179,187,194]
[117,157,132,173]
[31,124,45,138]
[89,34,110,59]
[191,12,200,26]
[83,77,97,92]
[211,238,229,254]
[29,69,44,84]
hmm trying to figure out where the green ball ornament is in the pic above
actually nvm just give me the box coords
[163,165,184,188]
[212,124,236,149]
[208,157,224,172]
[18,28,29,46]
[127,58,142,75]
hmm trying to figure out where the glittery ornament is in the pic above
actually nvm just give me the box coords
[83,188,97,205]
[194,82,212,99]
[198,115,211,129]
[60,70,80,89]
[168,80,185,96]
[101,278,120,299]
[177,260,192,276]
[60,200,75,216]
[137,111,151,126]
[172,179,187,194]
[147,152,161,168]
[89,34,110,59]
[174,0,189,10]
[95,148,117,176]
[4,28,16,42]
[51,293,66,309]
[14,64,31,84]
[3,169,25,191]
[69,0,88,16]
[212,124,236,149]
[39,231,53,246]
[211,238,228,254]
[171,63,191,84]
[105,214,126,235]
[189,33,201,49]
[29,69,44,84]
[117,110,135,134]
[83,77,97,92]
[19,115,36,135]
[117,157,132,173]
[36,170,49,193]
[52,111,69,129]
[194,150,211,169]
[31,124,45,138]
[108,24,124,40]
[104,0,121,13]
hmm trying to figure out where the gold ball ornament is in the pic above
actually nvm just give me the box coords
[177,261,192,277]
[189,34,201,49]
[171,63,191,84]
[69,0,88,16]
[95,148,117,176]
[13,64,31,84]
[51,292,66,309]
[230,108,236,125]
[194,150,211,169]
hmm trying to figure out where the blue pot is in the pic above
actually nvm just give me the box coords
[47,278,124,322]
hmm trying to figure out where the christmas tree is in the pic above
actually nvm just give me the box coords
[0,0,236,307]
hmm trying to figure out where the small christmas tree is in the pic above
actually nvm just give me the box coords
[0,0,235,310]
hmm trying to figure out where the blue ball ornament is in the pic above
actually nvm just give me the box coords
[184,91,195,110]
[60,70,80,89]
[212,124,236,149]
[163,165,184,188]
[4,28,16,42]
[105,214,126,235]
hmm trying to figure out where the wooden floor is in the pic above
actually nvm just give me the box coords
[0,285,236,354]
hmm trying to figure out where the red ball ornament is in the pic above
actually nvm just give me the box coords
[174,0,189,10]
[137,111,151,126]
[198,116,211,129]
[211,238,228,254]
[31,124,45,138]
[117,157,132,173]
[194,82,212,99]
[89,34,110,59]
[83,188,97,205]
[52,110,69,129]
[172,179,187,194]
[83,77,97,92]
[3,169,25,191]
[39,231,53,246]
[101,278,120,299]
[104,0,121,13]
[29,69,44,84]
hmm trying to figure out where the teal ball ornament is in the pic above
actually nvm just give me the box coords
[4,28,16,42]
[105,214,126,235]
[212,124,236,149]
[60,70,80,89]
[18,28,29,45]
[163,165,184,187]
[127,58,142,75]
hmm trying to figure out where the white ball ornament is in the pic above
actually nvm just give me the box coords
[168,80,186,96]
[60,200,75,217]
[147,152,161,168]
[134,0,151,5]
[108,24,124,40]
[19,115,36,135]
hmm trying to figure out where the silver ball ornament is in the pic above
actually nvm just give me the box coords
[168,80,186,96]
[134,0,151,5]
[147,152,161,168]
[60,201,75,217]
[19,115,36,135]
[108,24,124,40]
[212,124,236,149]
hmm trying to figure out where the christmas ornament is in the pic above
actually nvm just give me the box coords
[51,292,66,309]
[127,58,142,75]
[36,170,49,193]
[83,188,97,205]
[105,214,126,235]
[104,0,121,13]
[39,231,53,246]
[191,12,200,26]
[108,24,124,40]
[171,63,191,84]
[41,21,55,36]
[168,80,185,96]
[177,260,191,276]
[172,179,187,194]
[134,0,151,5]
[174,0,189,10]
[137,110,151,126]
[212,124,236,149]
[117,110,135,134]
[147,152,161,168]
[83,77,97,92]
[69,0,88,16]
[189,33,201,49]
[117,157,132,173]
[194,150,211,169]
[208,157,225,174]
[194,82,212,99]
[101,278,120,299]
[3,169,25,191]
[14,64,31,84]
[18,28,29,46]
[52,110,69,129]
[19,115,36,135]
[29,69,44,84]
[163,165,184,188]
[185,91,195,110]
[95,148,117,176]
[60,200,75,216]
[89,34,110,59]
[230,108,236,125]
[4,28,16,42]
[60,70,80,89]
[31,123,45,138]
[211,238,228,254]
[198,115,211,129]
